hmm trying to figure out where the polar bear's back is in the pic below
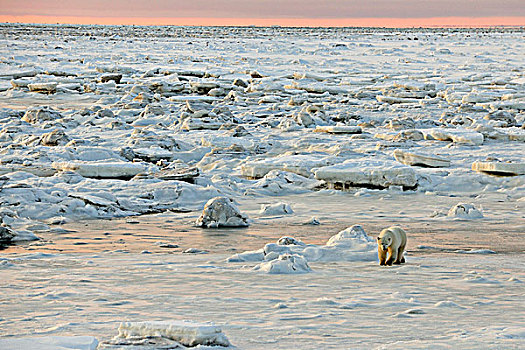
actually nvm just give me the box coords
[379,226,407,248]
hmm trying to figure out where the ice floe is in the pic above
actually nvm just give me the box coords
[0,226,16,244]
[472,161,525,176]
[447,203,484,219]
[422,128,484,145]
[195,196,250,228]
[52,161,155,179]
[112,321,231,347]
[253,253,312,274]
[314,125,362,134]
[249,170,322,195]
[242,154,333,179]
[393,149,451,168]
[259,202,294,216]
[0,336,98,350]
[227,225,377,266]
[315,160,418,190]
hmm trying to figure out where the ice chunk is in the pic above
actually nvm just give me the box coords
[461,92,498,104]
[423,128,484,145]
[472,161,525,176]
[259,202,293,216]
[155,166,199,182]
[242,154,332,178]
[455,249,496,254]
[131,147,174,162]
[99,73,122,84]
[325,224,370,247]
[394,80,436,91]
[228,225,377,263]
[183,247,208,254]
[433,300,467,308]
[116,320,230,347]
[28,82,57,93]
[0,226,16,244]
[285,81,349,94]
[11,78,34,88]
[315,159,417,190]
[376,95,422,104]
[226,248,265,262]
[250,170,322,195]
[52,161,154,179]
[277,236,305,245]
[0,336,98,350]
[484,110,516,126]
[0,164,57,177]
[394,129,425,141]
[447,203,484,219]
[0,69,39,79]
[314,125,362,134]
[10,229,39,242]
[41,129,70,146]
[195,197,249,228]
[190,81,219,94]
[68,192,117,207]
[253,253,312,274]
[21,106,63,124]
[393,150,451,168]
[304,216,320,225]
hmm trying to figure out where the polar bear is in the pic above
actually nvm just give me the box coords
[377,226,407,266]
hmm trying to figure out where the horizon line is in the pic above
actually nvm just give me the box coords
[1,15,525,28]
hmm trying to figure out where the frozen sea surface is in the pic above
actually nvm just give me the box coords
[0,24,524,348]
[1,248,524,349]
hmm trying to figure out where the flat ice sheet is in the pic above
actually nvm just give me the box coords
[0,336,98,350]
[0,251,523,349]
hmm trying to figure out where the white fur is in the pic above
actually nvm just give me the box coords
[377,226,407,266]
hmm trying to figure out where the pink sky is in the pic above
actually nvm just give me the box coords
[1,15,524,27]
[1,0,524,27]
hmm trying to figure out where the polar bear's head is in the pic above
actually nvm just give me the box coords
[377,232,393,251]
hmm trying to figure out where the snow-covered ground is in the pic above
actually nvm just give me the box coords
[0,24,524,348]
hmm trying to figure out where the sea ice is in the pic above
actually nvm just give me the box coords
[253,253,312,274]
[28,82,58,93]
[241,154,333,178]
[472,161,525,176]
[195,196,250,228]
[0,226,16,244]
[115,321,231,347]
[315,159,418,190]
[249,170,322,195]
[40,129,70,146]
[227,225,377,264]
[0,336,98,350]
[21,106,63,124]
[314,125,362,134]
[376,95,422,104]
[393,149,451,168]
[0,164,56,177]
[423,128,484,145]
[51,161,155,179]
[447,203,484,219]
[259,202,294,216]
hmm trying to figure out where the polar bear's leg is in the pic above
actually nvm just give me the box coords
[378,247,387,266]
[386,247,397,266]
[397,244,406,264]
